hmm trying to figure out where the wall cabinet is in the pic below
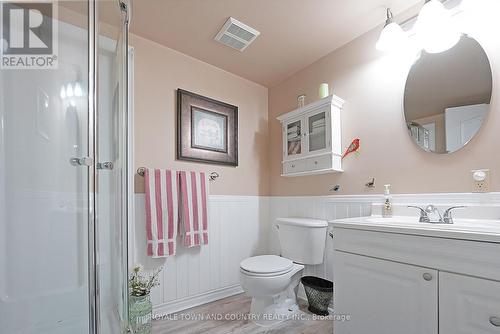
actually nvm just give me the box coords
[277,95,345,176]
[332,228,500,334]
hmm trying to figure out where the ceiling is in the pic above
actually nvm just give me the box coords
[130,0,422,87]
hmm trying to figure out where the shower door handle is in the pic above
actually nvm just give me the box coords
[70,156,94,167]
[97,161,114,170]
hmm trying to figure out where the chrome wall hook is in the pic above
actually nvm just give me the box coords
[365,178,375,188]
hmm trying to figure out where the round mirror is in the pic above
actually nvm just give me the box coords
[404,35,492,154]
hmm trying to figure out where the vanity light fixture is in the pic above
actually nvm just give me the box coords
[415,0,460,53]
[376,8,407,52]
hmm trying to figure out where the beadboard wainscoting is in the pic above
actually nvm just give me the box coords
[131,192,500,315]
[131,194,270,315]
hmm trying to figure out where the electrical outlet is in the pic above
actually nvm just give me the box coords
[471,169,490,193]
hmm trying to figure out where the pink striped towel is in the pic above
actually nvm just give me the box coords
[144,169,179,258]
[178,171,209,247]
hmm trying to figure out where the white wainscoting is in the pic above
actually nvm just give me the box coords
[131,194,270,315]
[131,192,500,314]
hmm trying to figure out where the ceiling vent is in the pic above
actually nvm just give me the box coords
[214,17,260,52]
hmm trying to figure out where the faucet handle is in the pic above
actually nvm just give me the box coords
[408,206,430,223]
[443,206,467,224]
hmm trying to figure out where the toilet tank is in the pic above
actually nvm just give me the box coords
[276,218,328,265]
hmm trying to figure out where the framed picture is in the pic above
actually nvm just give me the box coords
[177,89,238,166]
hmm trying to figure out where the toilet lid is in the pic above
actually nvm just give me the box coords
[240,255,293,274]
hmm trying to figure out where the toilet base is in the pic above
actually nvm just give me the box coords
[249,295,299,327]
[240,262,304,327]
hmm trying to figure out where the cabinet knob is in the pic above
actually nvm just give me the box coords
[490,316,500,327]
[291,164,295,168]
[422,273,433,281]
[314,161,318,165]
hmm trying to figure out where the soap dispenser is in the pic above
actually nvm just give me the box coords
[382,184,393,218]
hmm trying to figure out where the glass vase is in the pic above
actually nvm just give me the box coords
[129,294,152,334]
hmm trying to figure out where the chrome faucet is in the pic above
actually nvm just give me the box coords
[425,205,443,223]
[408,205,467,224]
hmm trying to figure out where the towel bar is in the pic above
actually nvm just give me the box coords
[137,167,219,182]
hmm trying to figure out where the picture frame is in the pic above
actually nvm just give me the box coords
[177,89,238,166]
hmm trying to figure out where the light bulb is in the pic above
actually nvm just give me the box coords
[60,86,66,99]
[416,0,461,53]
[376,22,407,51]
[376,8,407,52]
[74,82,83,97]
[66,83,74,97]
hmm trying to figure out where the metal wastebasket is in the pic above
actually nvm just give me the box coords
[301,276,333,316]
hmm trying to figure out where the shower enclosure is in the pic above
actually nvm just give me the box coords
[0,1,130,333]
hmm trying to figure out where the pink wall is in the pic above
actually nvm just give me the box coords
[268,22,500,196]
[131,4,500,197]
[131,35,269,195]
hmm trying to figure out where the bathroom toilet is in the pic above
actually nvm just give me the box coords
[239,218,328,327]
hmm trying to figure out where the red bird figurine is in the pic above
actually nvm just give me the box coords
[342,138,360,159]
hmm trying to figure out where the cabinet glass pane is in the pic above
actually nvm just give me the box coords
[287,120,302,156]
[309,112,326,152]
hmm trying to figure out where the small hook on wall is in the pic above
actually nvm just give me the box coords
[365,177,375,189]
[330,185,341,192]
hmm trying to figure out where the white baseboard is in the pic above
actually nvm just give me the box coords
[152,285,244,316]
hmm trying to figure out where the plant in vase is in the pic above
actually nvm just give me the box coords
[129,264,162,334]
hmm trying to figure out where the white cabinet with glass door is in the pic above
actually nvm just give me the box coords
[278,95,344,176]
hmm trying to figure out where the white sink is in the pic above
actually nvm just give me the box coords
[331,215,500,243]
[365,216,419,224]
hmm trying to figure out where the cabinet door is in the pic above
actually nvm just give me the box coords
[440,272,500,334]
[334,251,438,334]
[283,118,304,160]
[305,108,330,154]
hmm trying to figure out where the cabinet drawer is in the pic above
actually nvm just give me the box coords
[306,154,332,171]
[283,160,306,174]
[333,227,500,281]
[440,272,500,334]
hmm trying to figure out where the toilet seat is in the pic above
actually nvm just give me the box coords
[240,255,293,277]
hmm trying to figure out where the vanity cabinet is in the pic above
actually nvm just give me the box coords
[332,227,500,334]
[277,95,344,176]
[334,252,438,334]
[440,272,500,334]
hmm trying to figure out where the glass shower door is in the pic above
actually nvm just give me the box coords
[96,1,129,333]
[0,1,129,333]
[0,1,91,333]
